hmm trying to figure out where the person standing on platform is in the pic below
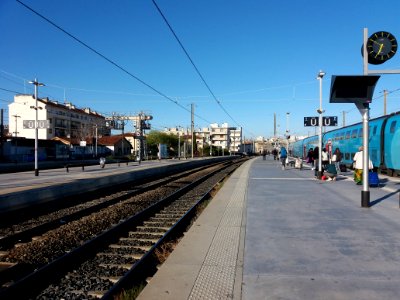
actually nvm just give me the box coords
[272,148,278,160]
[332,148,342,173]
[307,148,314,168]
[322,148,329,168]
[279,146,288,170]
[312,146,320,176]
[353,146,373,185]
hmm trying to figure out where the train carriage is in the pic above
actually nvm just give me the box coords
[382,113,400,175]
[291,112,400,176]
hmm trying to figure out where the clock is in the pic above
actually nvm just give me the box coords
[365,31,397,65]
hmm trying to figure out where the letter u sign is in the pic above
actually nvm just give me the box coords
[310,118,318,126]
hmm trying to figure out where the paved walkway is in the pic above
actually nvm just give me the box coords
[138,156,400,300]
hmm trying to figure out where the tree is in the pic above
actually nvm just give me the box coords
[146,131,179,158]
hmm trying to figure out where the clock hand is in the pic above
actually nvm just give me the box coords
[371,39,381,45]
[377,43,384,55]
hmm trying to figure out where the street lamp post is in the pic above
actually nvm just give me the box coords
[177,126,181,160]
[29,78,45,176]
[286,112,290,152]
[317,71,325,179]
[12,114,21,162]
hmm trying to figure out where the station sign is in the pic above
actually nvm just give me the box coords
[304,116,338,127]
[23,120,50,129]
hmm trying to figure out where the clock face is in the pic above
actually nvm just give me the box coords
[366,31,397,65]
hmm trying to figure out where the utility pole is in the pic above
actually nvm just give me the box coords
[342,111,346,127]
[191,103,194,158]
[29,78,45,176]
[0,109,4,159]
[13,114,21,162]
[383,89,388,115]
[178,126,181,159]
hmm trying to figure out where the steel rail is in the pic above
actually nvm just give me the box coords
[0,159,241,300]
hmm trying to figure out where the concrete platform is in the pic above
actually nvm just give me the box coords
[0,157,231,213]
[138,156,400,300]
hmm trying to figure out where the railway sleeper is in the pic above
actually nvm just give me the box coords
[155,213,182,218]
[165,208,190,213]
[150,215,181,220]
[143,221,176,227]
[118,237,154,245]
[149,217,180,224]
[105,247,146,257]
[87,290,107,298]
[132,237,160,243]
[128,232,164,239]
[99,263,132,270]
[96,252,141,260]
[109,244,152,251]
[100,276,121,284]
[136,225,170,232]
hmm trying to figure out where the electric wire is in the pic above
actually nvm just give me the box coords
[15,0,212,125]
[0,87,21,94]
[151,0,243,129]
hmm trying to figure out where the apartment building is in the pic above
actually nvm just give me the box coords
[229,127,242,154]
[8,95,110,140]
[164,123,243,154]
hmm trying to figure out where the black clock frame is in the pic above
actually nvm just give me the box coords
[363,31,398,65]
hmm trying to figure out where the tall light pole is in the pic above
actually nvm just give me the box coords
[286,112,290,153]
[317,71,325,179]
[13,114,21,162]
[177,126,181,160]
[29,79,45,176]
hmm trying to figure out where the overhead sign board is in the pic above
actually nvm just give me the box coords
[23,120,50,129]
[329,75,380,104]
[304,116,338,127]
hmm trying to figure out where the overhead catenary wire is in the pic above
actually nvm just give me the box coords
[151,0,243,129]
[15,0,212,125]
[0,87,21,94]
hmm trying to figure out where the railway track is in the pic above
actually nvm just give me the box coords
[0,161,229,251]
[0,158,248,299]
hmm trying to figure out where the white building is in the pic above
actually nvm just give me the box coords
[210,123,229,151]
[164,123,243,155]
[229,127,242,154]
[8,95,110,140]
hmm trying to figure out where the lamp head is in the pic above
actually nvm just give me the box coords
[28,80,45,86]
[317,71,326,79]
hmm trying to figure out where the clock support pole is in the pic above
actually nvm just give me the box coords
[360,28,400,207]
[363,28,400,75]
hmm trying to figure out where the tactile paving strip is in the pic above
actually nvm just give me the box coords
[188,162,250,299]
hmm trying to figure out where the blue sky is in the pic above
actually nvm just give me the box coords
[1,0,400,139]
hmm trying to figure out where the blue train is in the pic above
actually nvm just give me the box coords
[291,112,400,176]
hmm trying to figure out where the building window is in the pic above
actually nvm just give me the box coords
[390,121,397,133]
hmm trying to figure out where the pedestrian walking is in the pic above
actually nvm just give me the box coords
[279,147,288,170]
